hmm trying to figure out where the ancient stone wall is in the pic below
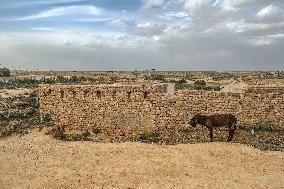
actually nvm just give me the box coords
[38,84,284,135]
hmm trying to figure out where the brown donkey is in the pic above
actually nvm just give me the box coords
[188,114,237,142]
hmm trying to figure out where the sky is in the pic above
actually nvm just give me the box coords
[0,0,283,71]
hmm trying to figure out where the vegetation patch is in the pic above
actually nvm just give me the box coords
[0,76,96,90]
[148,74,167,82]
[92,127,101,134]
[0,93,54,137]
[0,67,11,77]
[136,131,160,143]
[238,122,280,132]
[52,127,92,141]
[179,127,192,134]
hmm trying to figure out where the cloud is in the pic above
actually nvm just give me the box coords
[107,19,127,30]
[183,0,234,25]
[0,0,85,9]
[31,27,55,31]
[130,22,166,36]
[1,0,284,71]
[142,0,166,9]
[1,20,284,71]
[184,0,215,12]
[0,30,160,71]
[257,5,284,23]
[166,11,189,18]
[16,5,102,21]
[232,0,284,7]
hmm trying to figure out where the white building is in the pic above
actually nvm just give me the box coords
[221,85,245,93]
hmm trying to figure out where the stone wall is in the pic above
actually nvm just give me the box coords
[38,84,284,135]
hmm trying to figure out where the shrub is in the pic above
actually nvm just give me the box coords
[203,85,221,91]
[194,80,206,86]
[81,131,91,141]
[175,83,193,90]
[239,121,280,132]
[137,131,160,143]
[179,127,191,134]
[194,80,206,90]
[149,74,166,81]
[92,127,101,134]
[0,67,10,77]
[0,121,11,137]
[40,114,53,126]
[168,79,192,90]
[177,79,187,84]
[54,127,67,140]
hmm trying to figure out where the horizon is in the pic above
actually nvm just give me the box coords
[10,69,284,73]
[0,0,284,71]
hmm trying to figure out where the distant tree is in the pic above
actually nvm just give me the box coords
[194,80,206,90]
[0,67,11,77]
[70,76,80,82]
[194,80,206,86]
[177,79,187,84]
[150,74,166,81]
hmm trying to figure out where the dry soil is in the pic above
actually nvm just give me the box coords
[1,131,284,189]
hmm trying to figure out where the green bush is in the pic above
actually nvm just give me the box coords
[194,80,206,86]
[175,83,193,90]
[239,122,280,132]
[149,74,166,81]
[193,80,206,90]
[203,86,221,91]
[179,127,191,134]
[177,79,187,84]
[81,131,91,141]
[137,131,160,143]
[40,114,54,126]
[54,127,67,140]
[92,127,101,134]
[0,67,10,77]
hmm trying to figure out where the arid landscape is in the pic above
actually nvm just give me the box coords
[1,71,284,188]
[1,0,284,187]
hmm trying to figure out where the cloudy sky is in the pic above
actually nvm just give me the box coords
[0,0,283,71]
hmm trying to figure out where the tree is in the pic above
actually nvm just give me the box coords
[194,80,206,90]
[177,79,187,84]
[0,68,11,77]
[194,80,206,86]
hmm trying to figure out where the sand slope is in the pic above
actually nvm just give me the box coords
[1,131,284,189]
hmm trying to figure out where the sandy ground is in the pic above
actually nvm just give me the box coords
[0,89,32,98]
[1,131,284,189]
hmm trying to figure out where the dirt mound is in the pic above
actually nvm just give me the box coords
[1,131,284,189]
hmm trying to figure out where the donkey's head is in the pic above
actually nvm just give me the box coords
[188,114,201,128]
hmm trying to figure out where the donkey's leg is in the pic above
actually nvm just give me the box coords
[230,123,237,140]
[209,127,213,142]
[227,124,234,141]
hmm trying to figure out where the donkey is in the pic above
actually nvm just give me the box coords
[188,114,237,142]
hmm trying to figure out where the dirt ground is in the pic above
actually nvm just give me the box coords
[1,131,284,189]
[0,89,32,98]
